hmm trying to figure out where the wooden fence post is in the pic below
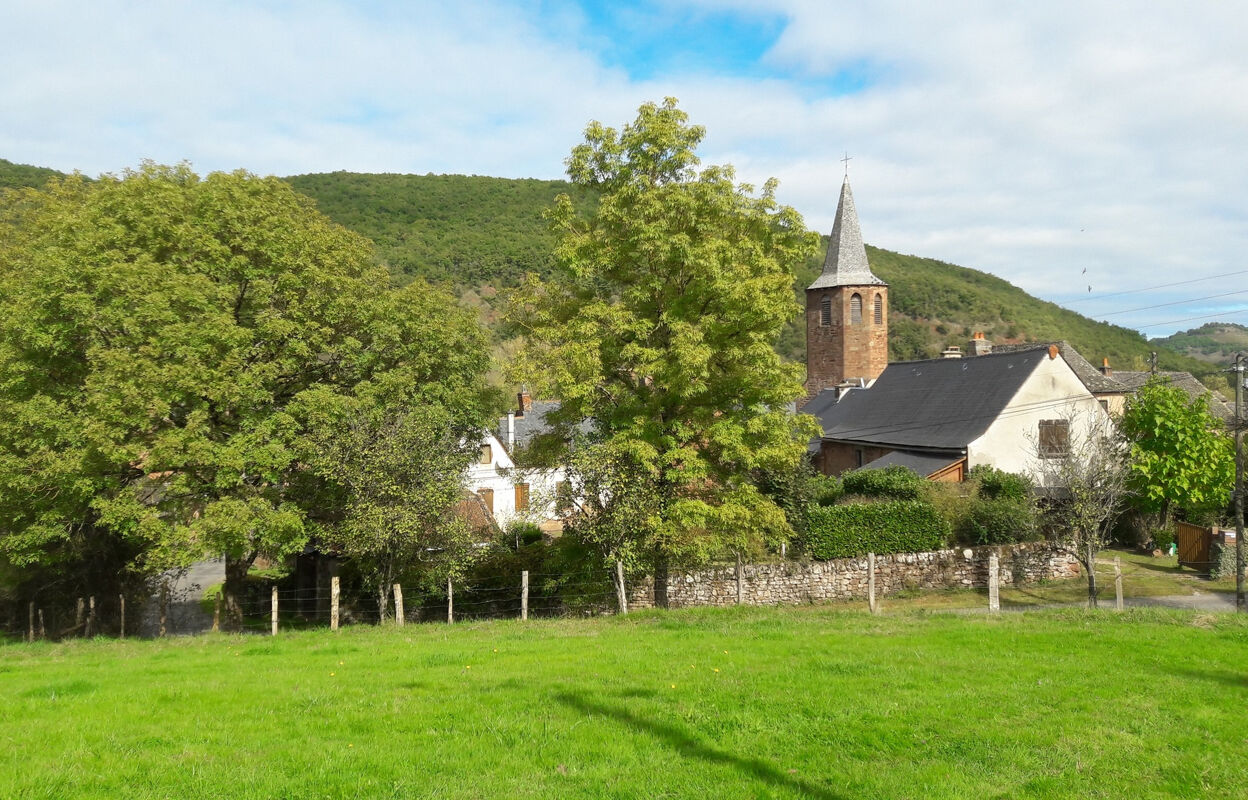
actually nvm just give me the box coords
[1114,556,1124,612]
[330,576,340,631]
[521,571,529,621]
[158,583,168,638]
[271,586,279,636]
[212,594,221,633]
[447,577,454,624]
[119,594,126,640]
[868,553,878,614]
[988,551,1000,613]
[27,601,34,643]
[394,584,405,627]
[86,596,96,637]
[615,560,628,615]
[76,597,85,636]
[736,551,744,605]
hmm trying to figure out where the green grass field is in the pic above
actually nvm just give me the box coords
[3,605,1247,799]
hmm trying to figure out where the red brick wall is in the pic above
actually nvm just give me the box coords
[805,285,888,399]
[820,441,893,475]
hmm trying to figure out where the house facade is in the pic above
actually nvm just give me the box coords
[466,391,568,533]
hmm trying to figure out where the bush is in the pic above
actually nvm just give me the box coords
[967,465,1033,502]
[1152,528,1176,552]
[810,473,844,507]
[841,465,924,501]
[803,501,950,560]
[956,498,1039,545]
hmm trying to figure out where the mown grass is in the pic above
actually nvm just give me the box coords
[3,604,1247,799]
[877,547,1239,612]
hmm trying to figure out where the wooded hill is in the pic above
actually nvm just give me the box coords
[1152,323,1248,366]
[0,159,1223,388]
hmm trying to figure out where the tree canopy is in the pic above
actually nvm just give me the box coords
[0,163,489,611]
[508,99,820,574]
[1119,376,1233,527]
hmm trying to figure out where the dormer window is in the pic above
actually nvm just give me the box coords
[874,294,883,325]
[820,295,831,326]
[850,293,862,325]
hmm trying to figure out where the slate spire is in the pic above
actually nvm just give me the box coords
[807,178,885,290]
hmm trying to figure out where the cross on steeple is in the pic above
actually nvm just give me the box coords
[841,152,852,177]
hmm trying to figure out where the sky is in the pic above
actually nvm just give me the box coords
[3,0,1247,338]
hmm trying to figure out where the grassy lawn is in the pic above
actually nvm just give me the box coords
[874,547,1240,613]
[3,605,1247,799]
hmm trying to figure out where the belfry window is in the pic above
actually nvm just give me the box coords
[850,293,862,325]
[874,294,883,325]
[820,295,831,326]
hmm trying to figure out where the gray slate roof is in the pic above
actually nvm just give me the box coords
[1113,371,1234,422]
[814,349,1051,449]
[495,400,562,450]
[859,450,964,477]
[807,178,886,291]
[990,341,1123,393]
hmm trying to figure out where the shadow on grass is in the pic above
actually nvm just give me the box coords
[1170,666,1248,690]
[553,690,848,800]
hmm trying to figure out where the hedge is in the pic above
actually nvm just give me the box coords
[956,497,1040,546]
[841,465,924,500]
[803,501,951,560]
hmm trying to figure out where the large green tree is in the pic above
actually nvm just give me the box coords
[0,163,489,620]
[508,100,820,586]
[1119,377,1233,529]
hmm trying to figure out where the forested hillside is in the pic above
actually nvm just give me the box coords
[0,158,63,190]
[1152,323,1248,366]
[0,158,1223,387]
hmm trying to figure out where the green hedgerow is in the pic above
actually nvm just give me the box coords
[841,465,925,501]
[803,501,950,559]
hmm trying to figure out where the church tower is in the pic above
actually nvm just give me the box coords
[805,177,888,400]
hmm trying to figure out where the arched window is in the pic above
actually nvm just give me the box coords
[819,295,831,326]
[874,294,883,325]
[850,293,862,325]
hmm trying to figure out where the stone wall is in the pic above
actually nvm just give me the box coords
[627,542,1079,609]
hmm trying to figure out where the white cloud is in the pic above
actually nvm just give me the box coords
[2,0,1246,336]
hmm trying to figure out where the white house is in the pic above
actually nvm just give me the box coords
[807,344,1112,483]
[466,391,569,533]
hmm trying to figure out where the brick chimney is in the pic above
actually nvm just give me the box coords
[941,346,963,359]
[967,331,993,356]
[517,389,533,417]
[1100,358,1113,377]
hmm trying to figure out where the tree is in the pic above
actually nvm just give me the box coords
[0,163,489,622]
[310,405,480,621]
[507,99,820,587]
[1033,413,1132,607]
[1118,377,1233,529]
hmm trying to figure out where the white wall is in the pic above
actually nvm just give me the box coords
[465,430,566,530]
[967,353,1110,481]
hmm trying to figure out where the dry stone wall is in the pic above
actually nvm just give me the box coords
[627,542,1079,609]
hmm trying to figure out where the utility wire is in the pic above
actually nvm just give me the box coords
[1095,289,1248,319]
[1066,269,1248,305]
[1134,307,1248,331]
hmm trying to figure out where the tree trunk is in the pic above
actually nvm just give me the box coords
[1086,542,1098,608]
[1158,501,1171,535]
[223,552,256,630]
[377,583,389,624]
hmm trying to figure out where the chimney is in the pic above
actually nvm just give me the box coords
[517,389,532,417]
[507,412,515,448]
[1100,357,1113,377]
[967,331,993,356]
[941,346,963,359]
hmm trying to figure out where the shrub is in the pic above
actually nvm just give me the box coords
[841,465,924,501]
[810,473,844,507]
[1152,528,1176,552]
[967,465,1033,502]
[957,497,1039,545]
[803,501,950,560]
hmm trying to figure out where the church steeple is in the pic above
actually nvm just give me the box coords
[808,178,884,291]
[803,176,889,401]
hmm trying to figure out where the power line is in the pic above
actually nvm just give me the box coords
[1096,289,1248,319]
[1134,307,1248,331]
[1066,269,1248,306]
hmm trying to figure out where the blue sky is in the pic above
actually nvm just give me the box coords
[2,0,1247,341]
